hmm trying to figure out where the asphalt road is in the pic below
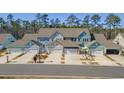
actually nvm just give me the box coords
[0,64,124,78]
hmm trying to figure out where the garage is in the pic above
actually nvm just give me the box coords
[53,45,63,51]
[52,45,63,54]
[93,33,121,55]
[87,41,105,56]
[90,50,104,55]
[7,40,41,53]
[26,45,39,52]
[106,49,120,54]
[47,42,63,53]
[64,47,79,54]
[55,40,79,54]
[93,40,121,55]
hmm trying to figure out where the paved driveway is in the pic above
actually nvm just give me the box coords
[0,52,22,64]
[65,53,82,65]
[44,45,63,64]
[44,50,62,64]
[11,50,38,64]
[95,55,118,66]
[107,55,124,65]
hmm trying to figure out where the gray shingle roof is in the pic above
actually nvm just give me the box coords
[56,40,79,48]
[93,33,107,41]
[99,40,121,49]
[84,41,97,47]
[22,28,89,40]
[22,34,38,41]
[93,33,121,49]
[7,40,30,48]
[38,28,89,37]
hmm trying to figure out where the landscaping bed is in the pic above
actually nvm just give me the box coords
[33,53,48,63]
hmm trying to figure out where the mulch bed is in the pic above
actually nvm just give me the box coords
[37,61,44,63]
[82,62,87,64]
[61,61,65,64]
[89,62,99,65]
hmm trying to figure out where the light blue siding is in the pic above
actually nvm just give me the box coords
[89,42,105,51]
[78,32,91,43]
[37,37,49,44]
[50,32,64,41]
[0,35,16,47]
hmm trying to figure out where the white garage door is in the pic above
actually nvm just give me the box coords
[26,45,39,53]
[90,50,103,55]
[64,49,78,54]
[54,45,63,50]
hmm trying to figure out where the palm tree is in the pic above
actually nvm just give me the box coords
[33,56,37,63]
[81,47,89,60]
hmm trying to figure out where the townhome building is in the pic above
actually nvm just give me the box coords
[37,28,91,44]
[0,34,16,50]
[113,33,124,48]
[87,33,121,56]
[7,28,91,54]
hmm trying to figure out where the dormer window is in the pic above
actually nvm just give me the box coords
[95,43,98,46]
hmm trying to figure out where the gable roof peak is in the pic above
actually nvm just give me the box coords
[38,28,90,37]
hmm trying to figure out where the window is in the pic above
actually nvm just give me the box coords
[8,37,14,42]
[86,38,88,42]
[8,37,12,41]
[72,38,76,41]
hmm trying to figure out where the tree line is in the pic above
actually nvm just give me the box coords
[0,13,123,39]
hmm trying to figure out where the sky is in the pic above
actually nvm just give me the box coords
[0,13,124,27]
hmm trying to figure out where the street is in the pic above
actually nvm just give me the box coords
[0,64,124,78]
